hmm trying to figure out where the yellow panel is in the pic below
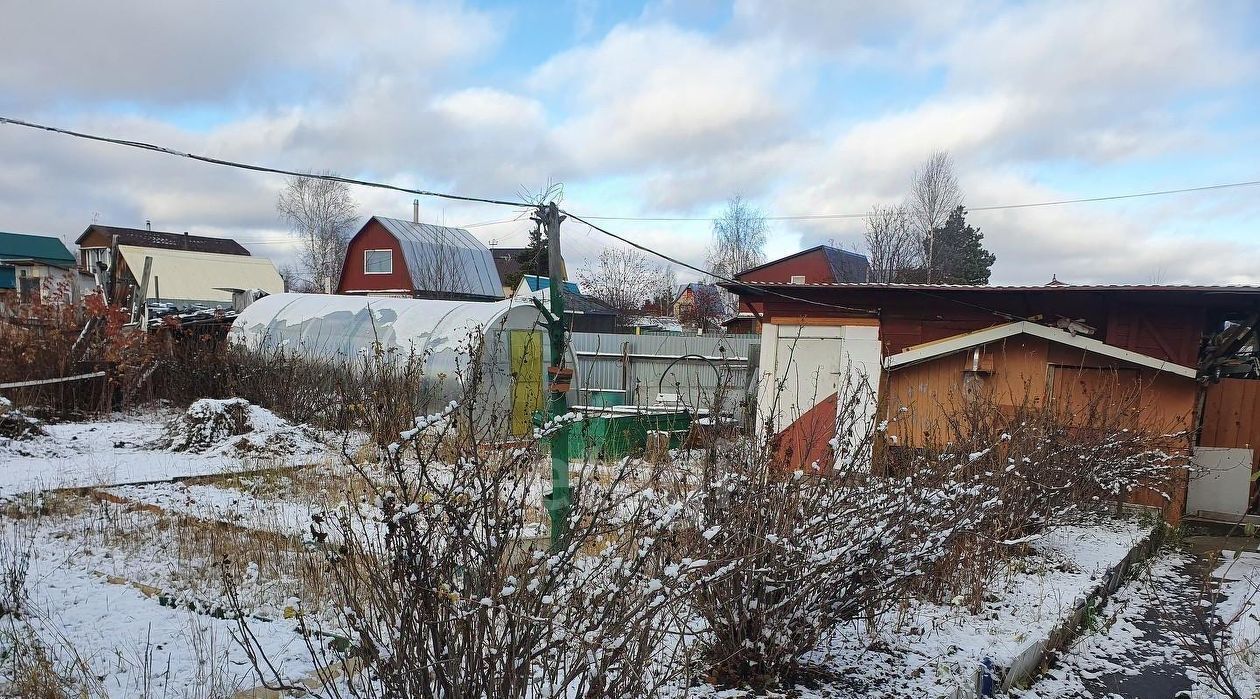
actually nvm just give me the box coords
[510,330,545,436]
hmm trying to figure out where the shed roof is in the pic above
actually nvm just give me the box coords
[0,231,77,267]
[77,225,251,256]
[734,245,870,281]
[521,274,580,295]
[117,245,283,304]
[727,281,1260,293]
[885,320,1198,378]
[373,217,502,298]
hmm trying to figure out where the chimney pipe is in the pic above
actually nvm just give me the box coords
[145,219,151,231]
[183,231,189,250]
[413,199,420,224]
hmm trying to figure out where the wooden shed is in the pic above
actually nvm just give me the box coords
[722,281,1260,521]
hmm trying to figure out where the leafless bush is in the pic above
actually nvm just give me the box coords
[226,336,714,697]
[885,373,1189,609]
[1172,533,1260,699]
[0,517,35,619]
[684,376,966,688]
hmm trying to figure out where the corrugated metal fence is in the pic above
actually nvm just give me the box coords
[569,332,759,411]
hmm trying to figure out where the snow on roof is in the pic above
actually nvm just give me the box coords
[117,245,282,303]
[373,217,503,298]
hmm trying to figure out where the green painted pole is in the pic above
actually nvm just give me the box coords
[540,202,571,551]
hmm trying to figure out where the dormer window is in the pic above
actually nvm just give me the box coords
[365,249,393,275]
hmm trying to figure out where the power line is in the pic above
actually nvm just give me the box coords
[7,114,1257,226]
[576,179,1260,223]
[0,115,528,210]
[562,210,874,315]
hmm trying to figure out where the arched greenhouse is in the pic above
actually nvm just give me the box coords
[229,293,567,435]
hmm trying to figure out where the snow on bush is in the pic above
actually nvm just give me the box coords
[161,398,323,457]
[228,364,714,697]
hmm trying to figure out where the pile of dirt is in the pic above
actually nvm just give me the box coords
[0,397,45,442]
[160,398,324,458]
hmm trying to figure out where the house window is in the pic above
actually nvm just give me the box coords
[790,274,806,284]
[364,249,393,275]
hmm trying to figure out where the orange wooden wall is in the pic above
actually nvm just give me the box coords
[1200,378,1260,475]
[881,336,1196,521]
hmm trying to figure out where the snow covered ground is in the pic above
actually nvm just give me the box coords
[0,404,1168,698]
[0,403,333,497]
[13,526,316,698]
[783,518,1152,698]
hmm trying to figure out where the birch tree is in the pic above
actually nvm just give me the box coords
[906,151,962,282]
[707,196,767,308]
[277,173,359,293]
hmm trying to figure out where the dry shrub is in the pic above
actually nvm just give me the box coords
[886,373,1189,609]
[685,380,966,688]
[227,341,711,698]
[0,290,148,417]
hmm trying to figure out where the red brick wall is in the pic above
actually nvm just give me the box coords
[337,220,412,294]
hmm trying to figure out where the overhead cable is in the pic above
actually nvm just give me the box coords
[0,115,527,210]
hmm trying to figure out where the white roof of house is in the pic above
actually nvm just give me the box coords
[372,217,502,298]
[117,245,283,303]
[884,320,1198,378]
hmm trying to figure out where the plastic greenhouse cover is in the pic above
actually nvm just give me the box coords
[228,293,548,375]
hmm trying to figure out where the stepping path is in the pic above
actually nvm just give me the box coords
[1014,550,1208,699]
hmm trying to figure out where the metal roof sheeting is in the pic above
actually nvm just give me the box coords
[0,231,77,267]
[374,217,503,298]
[117,245,283,303]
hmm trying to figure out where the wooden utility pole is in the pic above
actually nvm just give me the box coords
[539,202,572,550]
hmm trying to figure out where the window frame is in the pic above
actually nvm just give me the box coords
[363,249,394,275]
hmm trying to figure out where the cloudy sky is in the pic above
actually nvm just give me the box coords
[2,0,1258,284]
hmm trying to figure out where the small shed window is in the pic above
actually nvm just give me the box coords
[364,249,393,275]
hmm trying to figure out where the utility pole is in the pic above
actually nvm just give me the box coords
[538,202,572,551]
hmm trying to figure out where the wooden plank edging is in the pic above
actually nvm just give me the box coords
[980,522,1168,696]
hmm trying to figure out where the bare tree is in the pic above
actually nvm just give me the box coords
[906,151,963,283]
[276,173,359,293]
[707,196,767,309]
[863,204,917,283]
[578,247,655,314]
[677,283,727,331]
[650,263,679,314]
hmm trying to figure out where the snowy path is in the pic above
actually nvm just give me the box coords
[1015,551,1206,698]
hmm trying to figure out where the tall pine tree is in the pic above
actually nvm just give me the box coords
[930,206,995,285]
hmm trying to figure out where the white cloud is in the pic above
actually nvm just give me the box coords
[0,0,502,107]
[531,23,805,175]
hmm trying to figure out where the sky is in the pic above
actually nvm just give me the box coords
[1,0,1258,285]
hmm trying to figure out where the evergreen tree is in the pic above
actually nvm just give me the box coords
[515,222,549,281]
[930,206,995,285]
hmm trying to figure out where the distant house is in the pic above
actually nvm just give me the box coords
[76,224,251,284]
[517,274,618,333]
[0,231,94,305]
[515,274,580,298]
[735,245,870,286]
[112,245,283,307]
[491,246,529,296]
[337,216,503,301]
[672,282,725,328]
